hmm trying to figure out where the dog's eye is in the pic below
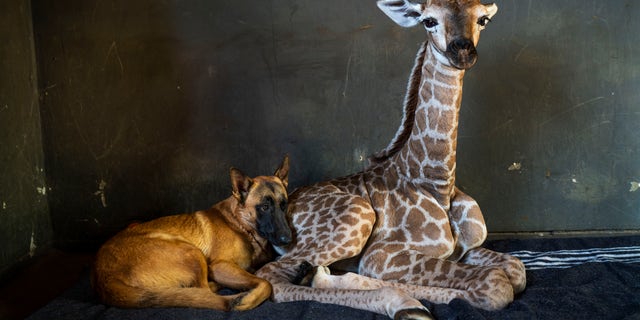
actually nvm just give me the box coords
[259,204,270,211]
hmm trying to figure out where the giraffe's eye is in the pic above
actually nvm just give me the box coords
[478,16,491,26]
[423,17,438,28]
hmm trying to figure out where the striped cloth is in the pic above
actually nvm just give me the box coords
[508,246,640,270]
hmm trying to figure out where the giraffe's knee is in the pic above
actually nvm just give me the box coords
[466,267,514,310]
[505,255,527,294]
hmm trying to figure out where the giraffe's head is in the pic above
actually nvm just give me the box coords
[378,0,498,70]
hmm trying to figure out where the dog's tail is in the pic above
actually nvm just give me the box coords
[98,280,235,310]
[142,287,236,310]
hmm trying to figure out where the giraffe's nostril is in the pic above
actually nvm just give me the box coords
[447,38,476,54]
[445,38,478,69]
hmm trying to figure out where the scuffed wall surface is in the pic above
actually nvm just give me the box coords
[457,1,640,231]
[30,0,639,248]
[0,0,52,276]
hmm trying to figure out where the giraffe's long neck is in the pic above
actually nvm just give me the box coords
[378,41,465,208]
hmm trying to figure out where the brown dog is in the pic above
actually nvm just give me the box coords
[92,157,292,311]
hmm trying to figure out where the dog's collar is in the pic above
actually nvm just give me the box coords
[246,229,274,267]
[219,206,274,267]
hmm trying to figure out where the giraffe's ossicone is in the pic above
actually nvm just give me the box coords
[257,1,526,319]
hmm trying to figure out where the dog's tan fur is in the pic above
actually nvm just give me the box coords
[92,157,291,311]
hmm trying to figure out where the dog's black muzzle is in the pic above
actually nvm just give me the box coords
[258,207,293,246]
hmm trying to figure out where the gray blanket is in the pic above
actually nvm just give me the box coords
[28,236,640,320]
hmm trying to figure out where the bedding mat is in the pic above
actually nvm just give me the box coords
[28,235,640,320]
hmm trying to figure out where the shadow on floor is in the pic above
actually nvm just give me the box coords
[0,250,94,320]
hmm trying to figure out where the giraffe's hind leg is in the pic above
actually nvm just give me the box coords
[314,256,512,311]
[360,246,514,310]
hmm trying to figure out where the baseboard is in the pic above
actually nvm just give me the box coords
[488,230,640,240]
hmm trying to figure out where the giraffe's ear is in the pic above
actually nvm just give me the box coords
[274,155,289,189]
[377,0,423,28]
[485,3,498,20]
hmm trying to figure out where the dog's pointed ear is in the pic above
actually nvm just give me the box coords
[230,167,252,204]
[274,155,289,188]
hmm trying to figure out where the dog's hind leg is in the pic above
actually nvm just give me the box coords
[139,243,240,310]
[208,261,272,311]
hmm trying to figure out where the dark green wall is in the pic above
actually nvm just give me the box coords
[29,0,639,248]
[459,1,640,231]
[0,0,52,276]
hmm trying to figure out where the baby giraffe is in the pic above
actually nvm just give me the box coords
[256,1,525,319]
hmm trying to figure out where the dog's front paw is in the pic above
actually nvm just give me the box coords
[230,292,270,311]
[229,292,249,310]
[229,281,272,311]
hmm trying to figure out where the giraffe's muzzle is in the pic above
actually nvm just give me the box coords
[446,38,478,70]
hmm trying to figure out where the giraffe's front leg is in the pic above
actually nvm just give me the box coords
[448,187,487,262]
[450,188,526,293]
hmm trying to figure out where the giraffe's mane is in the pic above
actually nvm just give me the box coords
[368,42,427,165]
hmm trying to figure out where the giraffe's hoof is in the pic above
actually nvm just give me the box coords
[310,265,332,288]
[292,261,314,286]
[394,308,435,320]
